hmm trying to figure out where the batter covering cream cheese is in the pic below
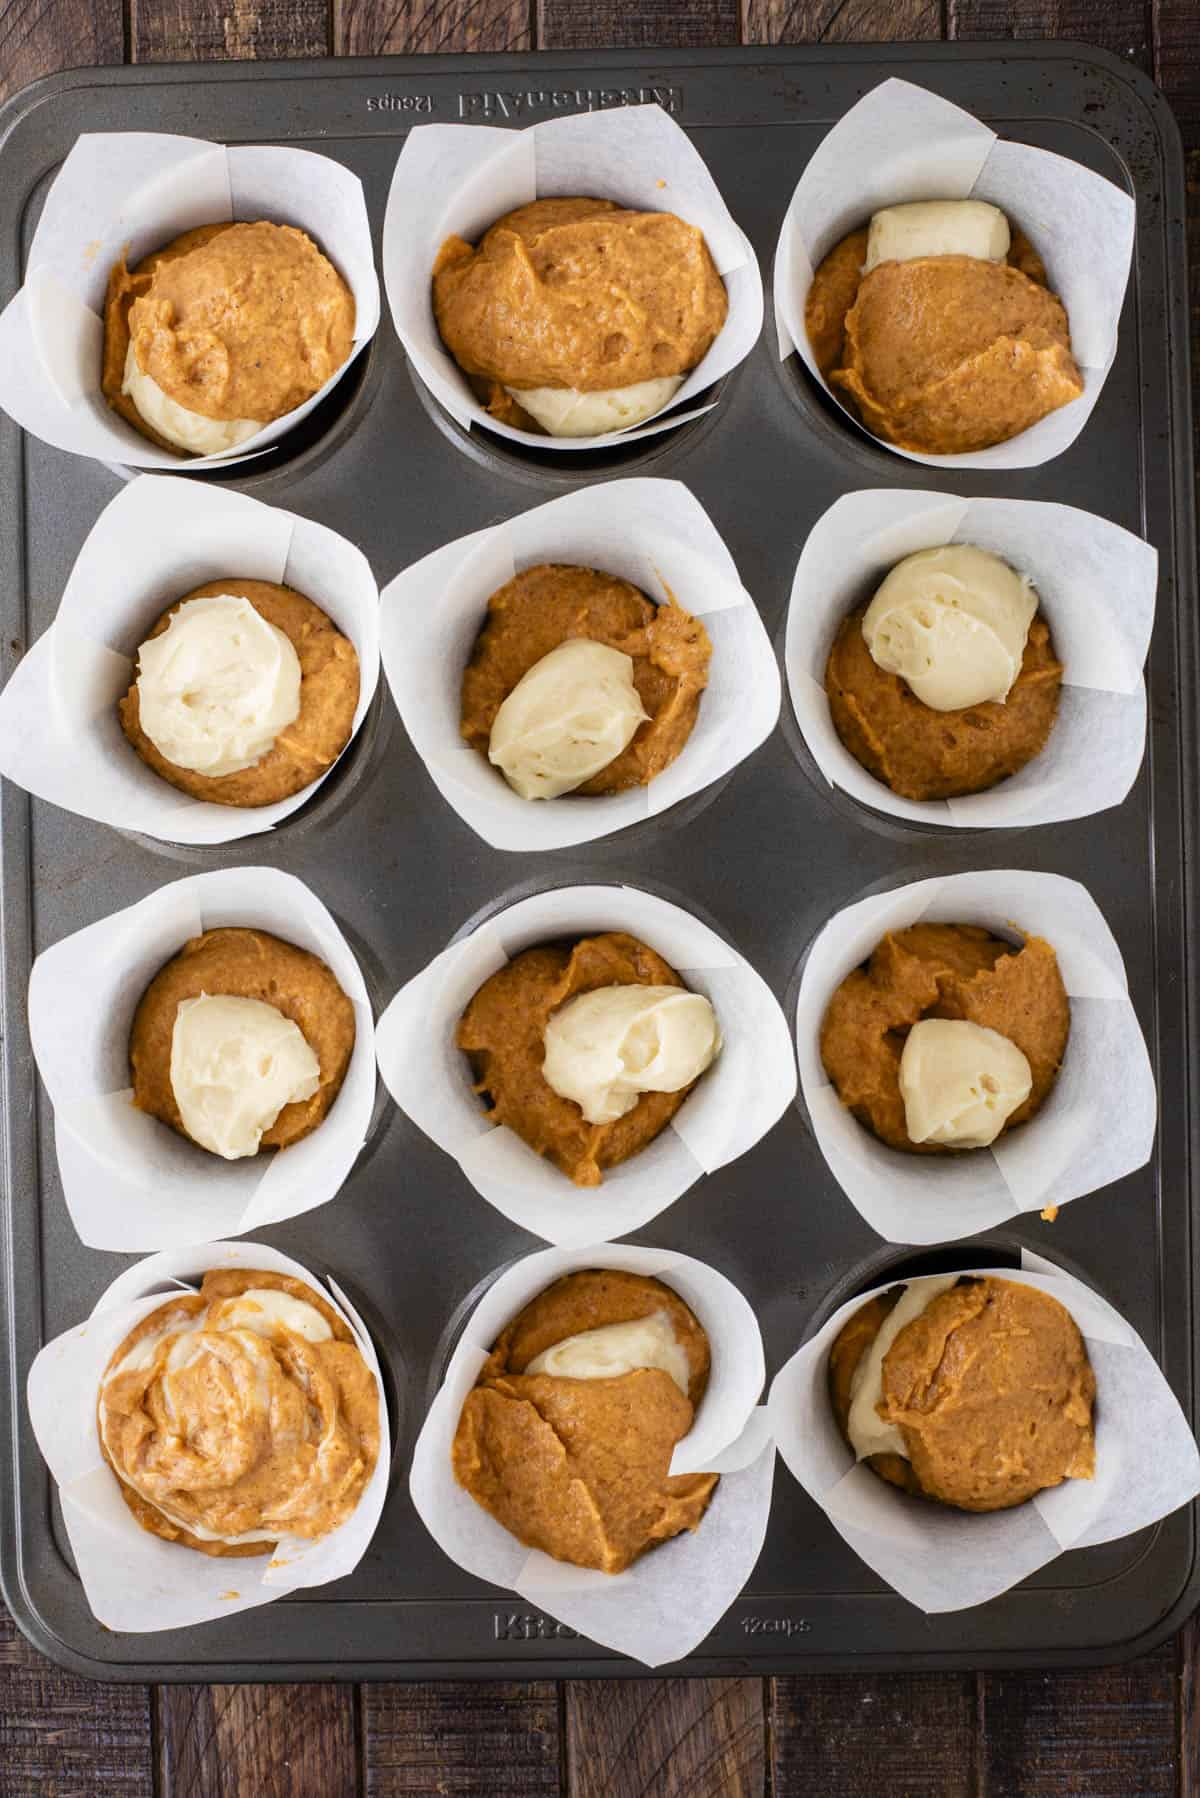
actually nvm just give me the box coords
[829,1274,1095,1511]
[98,1268,380,1555]
[432,198,727,436]
[453,1269,717,1572]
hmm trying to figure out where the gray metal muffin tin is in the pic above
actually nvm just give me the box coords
[0,43,1195,1679]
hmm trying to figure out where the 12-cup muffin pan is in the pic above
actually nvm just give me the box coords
[0,43,1195,1678]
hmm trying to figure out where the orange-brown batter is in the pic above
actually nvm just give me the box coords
[453,1269,718,1572]
[830,1276,1095,1511]
[119,578,360,808]
[825,603,1062,801]
[130,927,356,1153]
[458,932,702,1186]
[460,564,710,795]
[432,198,728,433]
[98,1267,380,1556]
[819,923,1069,1153]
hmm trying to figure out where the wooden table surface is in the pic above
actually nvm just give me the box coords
[2,0,1198,1793]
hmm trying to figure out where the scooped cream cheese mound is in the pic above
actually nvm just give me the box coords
[122,342,264,456]
[488,638,649,799]
[864,200,1011,273]
[136,594,302,777]
[846,1274,960,1459]
[507,374,685,438]
[899,1017,1033,1149]
[862,544,1038,711]
[169,994,321,1159]
[542,984,721,1125]
[525,1309,691,1394]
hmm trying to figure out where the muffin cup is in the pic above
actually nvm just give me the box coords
[0,134,380,471]
[380,477,779,851]
[383,103,763,452]
[795,869,1156,1243]
[786,490,1156,828]
[27,866,377,1251]
[767,1249,1200,1613]
[25,1240,391,1633]
[773,77,1135,469]
[410,1241,773,1667]
[375,882,797,1245]
[0,476,380,846]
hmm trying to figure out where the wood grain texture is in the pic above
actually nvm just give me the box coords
[978,1653,1179,1796]
[538,0,738,50]
[949,0,1152,69]
[130,0,329,62]
[334,0,533,57]
[0,1608,154,1798]
[770,1672,975,1796]
[156,1683,359,1798]
[565,1678,764,1798]
[741,0,942,45]
[361,1681,560,1795]
[0,0,122,105]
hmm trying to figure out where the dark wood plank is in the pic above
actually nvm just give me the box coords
[334,0,533,58]
[979,1651,1178,1796]
[0,1606,154,1798]
[156,1683,359,1798]
[565,1678,764,1798]
[0,0,122,105]
[1180,1613,1200,1798]
[361,1681,560,1795]
[1155,0,1200,138]
[770,1671,975,1796]
[742,0,941,45]
[538,0,738,50]
[949,0,1153,72]
[130,0,329,62]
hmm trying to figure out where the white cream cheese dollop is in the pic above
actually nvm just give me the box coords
[136,594,302,777]
[525,1310,691,1395]
[507,374,684,437]
[542,983,720,1125]
[488,638,648,800]
[122,342,264,456]
[169,993,321,1159]
[862,544,1038,711]
[846,1274,960,1460]
[899,1018,1033,1150]
[864,200,1011,273]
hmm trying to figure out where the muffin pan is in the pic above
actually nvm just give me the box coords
[0,43,1195,1677]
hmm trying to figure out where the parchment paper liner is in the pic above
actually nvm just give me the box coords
[410,1241,774,1666]
[0,476,381,845]
[380,478,779,851]
[28,866,377,1251]
[0,133,380,470]
[773,77,1136,469]
[795,869,1156,1243]
[375,883,797,1245]
[384,104,763,452]
[785,490,1156,827]
[767,1249,1200,1613]
[26,1240,391,1633]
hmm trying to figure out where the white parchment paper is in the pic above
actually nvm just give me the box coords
[767,1251,1200,1612]
[410,1241,773,1666]
[380,478,779,851]
[0,477,381,845]
[795,870,1156,1242]
[0,135,380,470]
[26,1240,391,1632]
[384,104,763,450]
[785,490,1156,827]
[375,884,797,1244]
[28,866,377,1251]
[773,78,1136,468]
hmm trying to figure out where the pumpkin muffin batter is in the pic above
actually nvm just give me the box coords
[432,198,728,433]
[98,1267,380,1556]
[119,578,360,808]
[825,603,1062,801]
[453,1269,718,1572]
[829,1275,1095,1511]
[805,224,1083,454]
[102,221,356,454]
[461,564,710,796]
[130,926,356,1153]
[458,931,706,1186]
[819,923,1069,1153]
